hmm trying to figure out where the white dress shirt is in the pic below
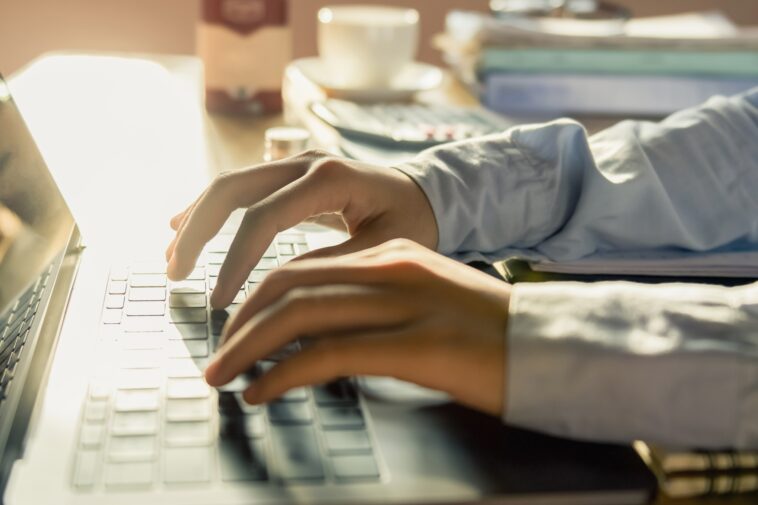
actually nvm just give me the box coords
[396,88,758,449]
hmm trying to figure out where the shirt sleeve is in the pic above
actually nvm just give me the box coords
[506,280,758,450]
[395,88,758,449]
[394,88,758,263]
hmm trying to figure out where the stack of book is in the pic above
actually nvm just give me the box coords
[436,10,758,117]
[634,442,758,499]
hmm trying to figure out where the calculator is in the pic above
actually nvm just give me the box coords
[310,99,512,149]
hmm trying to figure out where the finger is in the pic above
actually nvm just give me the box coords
[205,285,415,386]
[240,331,413,404]
[168,160,306,281]
[222,246,419,338]
[166,194,205,260]
[210,160,358,308]
[170,198,196,230]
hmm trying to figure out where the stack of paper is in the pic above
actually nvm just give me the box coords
[437,10,758,116]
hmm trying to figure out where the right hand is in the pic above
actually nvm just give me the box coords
[165,150,439,308]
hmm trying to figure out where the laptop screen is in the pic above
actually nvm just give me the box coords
[0,76,75,316]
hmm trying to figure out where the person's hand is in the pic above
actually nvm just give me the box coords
[204,239,511,417]
[165,151,438,308]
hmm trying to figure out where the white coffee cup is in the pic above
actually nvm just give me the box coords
[317,5,419,89]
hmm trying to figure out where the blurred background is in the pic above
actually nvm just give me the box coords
[2,0,757,75]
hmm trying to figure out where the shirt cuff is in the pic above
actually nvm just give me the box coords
[502,281,752,448]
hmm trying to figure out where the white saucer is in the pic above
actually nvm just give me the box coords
[293,57,444,102]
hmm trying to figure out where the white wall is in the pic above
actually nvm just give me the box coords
[2,0,757,76]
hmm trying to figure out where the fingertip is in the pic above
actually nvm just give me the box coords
[169,212,185,230]
[204,359,222,386]
[210,288,227,310]
[242,383,264,405]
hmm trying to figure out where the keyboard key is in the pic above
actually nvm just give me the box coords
[88,382,111,400]
[244,414,266,438]
[267,401,313,425]
[270,426,324,481]
[186,267,206,280]
[123,316,165,333]
[169,292,207,308]
[108,435,157,462]
[115,389,160,412]
[131,261,167,274]
[129,287,166,301]
[219,438,267,481]
[313,381,358,406]
[115,369,162,390]
[73,450,99,487]
[165,323,208,340]
[117,334,163,351]
[110,267,129,281]
[206,235,234,253]
[247,270,268,283]
[169,280,206,293]
[166,340,209,358]
[216,373,252,393]
[277,233,303,244]
[125,301,164,317]
[262,244,277,259]
[167,378,211,399]
[163,447,211,483]
[105,461,154,488]
[102,308,122,325]
[80,423,106,448]
[323,430,372,454]
[108,280,127,295]
[105,294,125,309]
[164,421,213,446]
[277,243,294,256]
[169,308,207,324]
[318,406,364,429]
[278,254,295,265]
[85,401,109,422]
[231,290,246,304]
[332,454,379,480]
[236,393,262,415]
[130,274,167,288]
[278,387,308,402]
[166,398,212,422]
[118,350,163,369]
[166,358,206,378]
[206,264,222,277]
[112,411,159,436]
[255,258,278,270]
[205,252,226,265]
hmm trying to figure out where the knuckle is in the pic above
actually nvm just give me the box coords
[308,157,348,180]
[210,171,235,192]
[384,237,418,251]
[301,148,331,160]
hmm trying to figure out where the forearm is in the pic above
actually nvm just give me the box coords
[505,281,758,449]
[396,88,758,262]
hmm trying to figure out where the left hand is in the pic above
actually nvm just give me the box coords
[204,239,512,417]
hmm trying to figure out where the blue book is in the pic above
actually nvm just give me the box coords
[483,73,758,116]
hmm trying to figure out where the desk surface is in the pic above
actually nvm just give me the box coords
[10,52,753,505]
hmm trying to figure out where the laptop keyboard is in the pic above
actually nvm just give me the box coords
[0,266,51,409]
[74,232,381,490]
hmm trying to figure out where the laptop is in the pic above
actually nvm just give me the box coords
[0,69,656,504]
